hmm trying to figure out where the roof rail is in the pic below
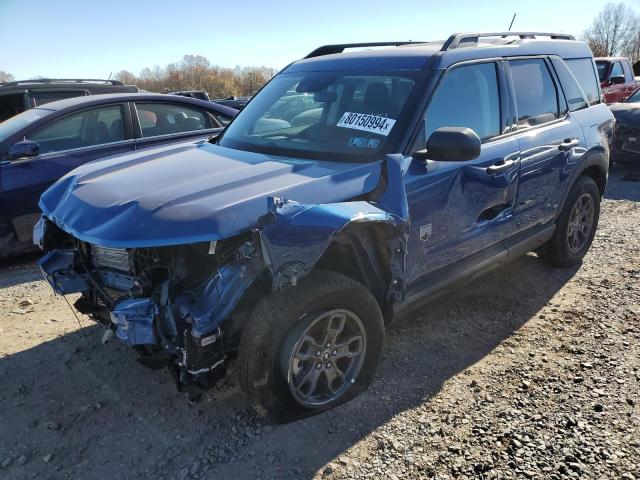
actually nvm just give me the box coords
[441,32,575,51]
[1,78,124,87]
[305,41,426,59]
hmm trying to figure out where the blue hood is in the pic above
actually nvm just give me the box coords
[39,141,382,247]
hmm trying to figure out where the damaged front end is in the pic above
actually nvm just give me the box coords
[35,218,265,393]
[35,155,410,396]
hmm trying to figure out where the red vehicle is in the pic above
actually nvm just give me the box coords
[595,57,639,103]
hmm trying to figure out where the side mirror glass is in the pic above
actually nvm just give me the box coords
[611,75,626,85]
[8,140,39,160]
[417,127,481,162]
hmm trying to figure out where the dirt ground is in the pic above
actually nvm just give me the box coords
[0,168,638,480]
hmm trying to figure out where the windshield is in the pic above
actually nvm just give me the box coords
[595,61,609,82]
[0,107,51,142]
[218,71,418,161]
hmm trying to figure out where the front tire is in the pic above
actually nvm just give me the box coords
[541,175,600,267]
[237,271,384,422]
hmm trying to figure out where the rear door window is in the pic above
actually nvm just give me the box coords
[425,62,501,141]
[566,58,601,106]
[135,103,211,138]
[509,59,559,127]
[28,105,125,155]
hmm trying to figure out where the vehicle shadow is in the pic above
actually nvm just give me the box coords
[0,252,42,288]
[607,164,640,202]
[0,253,578,479]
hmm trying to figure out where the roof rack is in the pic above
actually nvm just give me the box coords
[1,78,124,87]
[441,32,575,51]
[305,41,426,59]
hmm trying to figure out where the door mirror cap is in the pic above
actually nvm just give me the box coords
[611,75,626,85]
[8,140,39,160]
[417,127,481,162]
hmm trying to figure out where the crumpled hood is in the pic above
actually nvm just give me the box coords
[39,141,382,247]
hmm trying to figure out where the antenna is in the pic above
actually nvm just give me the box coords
[508,13,516,31]
[107,72,112,80]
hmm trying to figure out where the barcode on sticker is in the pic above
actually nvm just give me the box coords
[336,112,396,136]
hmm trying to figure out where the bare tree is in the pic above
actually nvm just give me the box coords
[0,71,15,83]
[583,3,640,57]
[114,70,137,85]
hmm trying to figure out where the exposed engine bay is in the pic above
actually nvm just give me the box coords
[36,219,267,395]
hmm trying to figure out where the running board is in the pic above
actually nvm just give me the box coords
[394,223,555,318]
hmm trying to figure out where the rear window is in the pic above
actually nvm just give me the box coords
[566,59,601,106]
[31,91,86,106]
[0,93,25,122]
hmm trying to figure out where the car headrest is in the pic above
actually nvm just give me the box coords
[364,82,391,116]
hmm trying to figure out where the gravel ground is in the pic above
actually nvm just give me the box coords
[0,168,638,480]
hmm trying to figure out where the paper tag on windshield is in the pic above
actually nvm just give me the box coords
[336,112,396,136]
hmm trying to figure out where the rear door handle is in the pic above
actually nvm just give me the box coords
[486,159,515,175]
[558,138,580,151]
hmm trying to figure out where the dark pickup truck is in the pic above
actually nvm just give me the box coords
[596,57,639,103]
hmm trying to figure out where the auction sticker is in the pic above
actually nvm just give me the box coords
[336,112,396,136]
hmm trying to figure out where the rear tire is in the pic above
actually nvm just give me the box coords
[540,175,600,267]
[237,271,384,422]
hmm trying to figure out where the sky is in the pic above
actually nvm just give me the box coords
[1,0,638,79]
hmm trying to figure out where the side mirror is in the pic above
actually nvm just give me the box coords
[8,140,39,160]
[611,75,626,85]
[417,127,481,162]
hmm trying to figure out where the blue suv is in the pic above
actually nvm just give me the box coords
[36,32,613,421]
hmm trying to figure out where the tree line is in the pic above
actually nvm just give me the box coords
[114,55,277,99]
[0,55,276,100]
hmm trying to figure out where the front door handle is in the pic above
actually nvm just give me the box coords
[486,159,515,175]
[0,160,10,167]
[558,138,580,151]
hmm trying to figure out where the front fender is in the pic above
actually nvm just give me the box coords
[258,154,410,299]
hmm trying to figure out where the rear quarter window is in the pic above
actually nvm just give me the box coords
[551,58,589,112]
[566,58,601,106]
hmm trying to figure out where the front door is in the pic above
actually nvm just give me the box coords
[404,61,520,286]
[0,103,134,244]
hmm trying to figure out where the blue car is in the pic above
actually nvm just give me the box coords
[36,33,613,421]
[0,93,237,257]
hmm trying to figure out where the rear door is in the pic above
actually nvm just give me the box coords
[405,60,520,286]
[132,101,221,150]
[0,103,134,244]
[507,57,585,235]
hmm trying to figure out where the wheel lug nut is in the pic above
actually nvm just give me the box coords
[326,343,331,348]
[316,351,321,357]
[326,362,332,368]
[332,350,337,355]
[316,363,322,369]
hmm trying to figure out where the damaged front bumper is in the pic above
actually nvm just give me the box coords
[36,227,264,392]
